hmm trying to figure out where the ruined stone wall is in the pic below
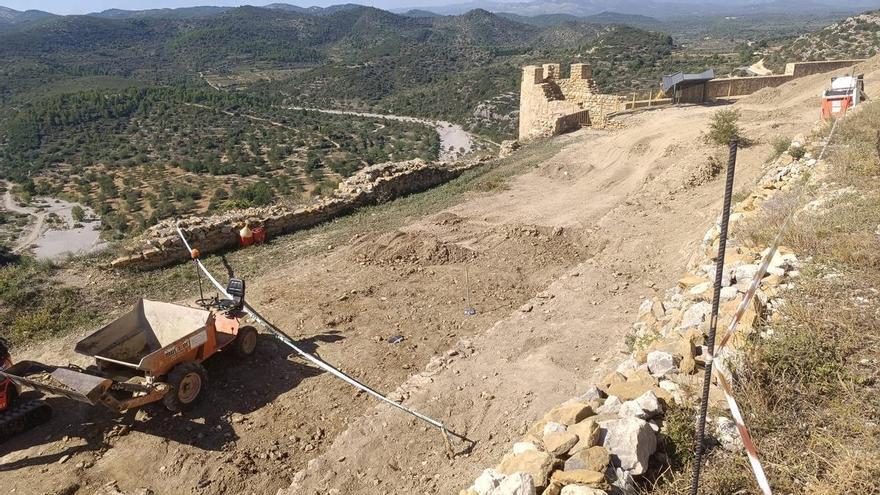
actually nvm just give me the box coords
[703,74,795,100]
[519,63,625,141]
[110,158,489,270]
[680,59,867,103]
[785,59,864,77]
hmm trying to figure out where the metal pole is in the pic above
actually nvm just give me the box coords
[464,266,476,316]
[689,138,738,495]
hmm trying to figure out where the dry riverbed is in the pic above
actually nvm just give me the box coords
[2,184,107,260]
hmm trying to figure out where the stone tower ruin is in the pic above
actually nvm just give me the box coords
[518,63,623,141]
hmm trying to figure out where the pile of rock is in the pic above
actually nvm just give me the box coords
[460,140,823,495]
[498,140,521,158]
[111,158,488,270]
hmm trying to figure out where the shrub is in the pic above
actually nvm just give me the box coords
[771,136,791,157]
[71,205,85,222]
[789,145,806,160]
[706,109,742,146]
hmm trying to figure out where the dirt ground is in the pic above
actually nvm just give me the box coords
[3,61,879,495]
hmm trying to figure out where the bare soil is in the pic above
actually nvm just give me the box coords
[4,61,879,495]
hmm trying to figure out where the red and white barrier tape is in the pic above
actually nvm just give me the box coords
[714,360,773,495]
[717,117,840,353]
[703,117,842,495]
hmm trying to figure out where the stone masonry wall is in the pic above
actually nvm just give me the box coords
[519,63,625,141]
[704,74,795,100]
[785,59,863,77]
[683,59,866,103]
[110,158,488,270]
[459,135,829,495]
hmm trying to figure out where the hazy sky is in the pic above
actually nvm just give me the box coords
[5,0,464,15]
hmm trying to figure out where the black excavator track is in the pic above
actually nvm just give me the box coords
[0,399,52,442]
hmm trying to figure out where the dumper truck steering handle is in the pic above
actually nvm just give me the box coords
[0,337,9,363]
[195,295,238,311]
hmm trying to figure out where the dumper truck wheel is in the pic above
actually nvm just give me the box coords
[232,326,258,358]
[163,362,207,412]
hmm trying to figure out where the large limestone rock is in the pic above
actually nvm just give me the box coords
[543,402,594,426]
[603,370,668,402]
[617,391,662,420]
[599,372,627,390]
[559,486,606,495]
[513,442,539,454]
[576,386,604,403]
[596,396,622,415]
[472,469,505,494]
[568,418,601,453]
[681,301,711,330]
[735,264,761,287]
[607,467,637,495]
[543,422,567,437]
[677,274,707,290]
[488,472,536,495]
[602,417,657,475]
[544,431,579,457]
[714,416,743,452]
[646,350,676,377]
[541,481,564,495]
[564,446,610,473]
[498,450,556,488]
[549,469,605,486]
[498,140,521,158]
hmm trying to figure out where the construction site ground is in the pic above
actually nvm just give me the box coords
[3,61,878,495]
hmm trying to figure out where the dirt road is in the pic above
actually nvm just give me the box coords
[3,185,45,253]
[2,182,105,259]
[3,61,877,495]
[286,106,477,161]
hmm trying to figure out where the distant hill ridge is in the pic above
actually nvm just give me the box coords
[0,4,617,65]
[766,9,880,70]
[0,5,56,27]
[406,0,880,18]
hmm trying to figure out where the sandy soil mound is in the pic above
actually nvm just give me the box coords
[352,231,477,265]
[742,86,783,105]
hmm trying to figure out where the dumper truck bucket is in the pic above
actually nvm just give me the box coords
[0,361,111,406]
[75,298,212,374]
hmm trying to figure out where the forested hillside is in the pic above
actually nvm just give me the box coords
[0,4,740,239]
[0,6,727,127]
[763,11,880,70]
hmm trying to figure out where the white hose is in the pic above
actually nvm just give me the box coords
[174,222,457,451]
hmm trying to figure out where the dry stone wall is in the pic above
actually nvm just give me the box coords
[111,158,488,270]
[459,136,829,495]
[519,63,625,141]
[682,59,865,103]
[785,59,864,77]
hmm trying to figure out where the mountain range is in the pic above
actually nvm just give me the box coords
[2,0,878,27]
[409,0,880,18]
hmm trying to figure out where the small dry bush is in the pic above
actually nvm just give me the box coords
[706,109,739,145]
[771,136,791,157]
[706,109,747,147]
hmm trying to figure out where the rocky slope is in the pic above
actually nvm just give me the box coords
[458,138,819,495]
[767,10,880,70]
